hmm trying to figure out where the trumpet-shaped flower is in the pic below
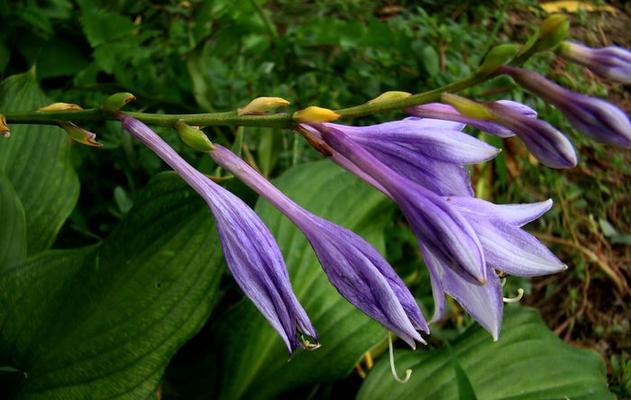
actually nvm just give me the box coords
[209,144,428,347]
[119,115,317,354]
[407,101,537,138]
[317,124,487,284]
[425,197,565,339]
[501,66,631,148]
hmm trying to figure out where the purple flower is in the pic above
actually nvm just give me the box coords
[407,101,537,138]
[209,144,428,347]
[559,41,631,84]
[316,124,487,284]
[301,118,500,197]
[118,115,317,354]
[425,197,565,339]
[485,101,578,169]
[501,66,631,148]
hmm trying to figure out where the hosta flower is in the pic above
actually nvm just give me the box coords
[407,101,537,138]
[485,101,578,168]
[316,124,487,284]
[300,118,499,197]
[426,197,566,339]
[118,115,317,353]
[209,144,428,347]
[500,66,631,148]
[558,41,631,84]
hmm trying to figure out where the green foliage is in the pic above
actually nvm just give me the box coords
[0,71,79,254]
[358,308,614,400]
[0,174,224,399]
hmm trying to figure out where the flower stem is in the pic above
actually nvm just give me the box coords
[2,74,486,128]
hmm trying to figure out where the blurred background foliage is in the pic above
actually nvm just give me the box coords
[0,0,629,398]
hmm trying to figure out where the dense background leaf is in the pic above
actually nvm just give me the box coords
[357,307,614,400]
[214,160,394,400]
[0,171,26,270]
[0,173,224,399]
[0,71,79,254]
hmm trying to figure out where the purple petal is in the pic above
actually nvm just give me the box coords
[328,120,500,164]
[448,197,553,227]
[421,243,503,340]
[457,209,567,277]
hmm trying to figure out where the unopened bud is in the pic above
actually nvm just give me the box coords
[175,120,214,152]
[441,93,494,120]
[367,91,411,104]
[477,44,520,75]
[101,92,136,114]
[238,97,290,115]
[0,115,9,138]
[60,122,102,147]
[293,106,340,123]
[38,102,84,112]
[535,14,569,52]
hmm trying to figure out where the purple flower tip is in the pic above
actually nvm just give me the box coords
[560,41,631,84]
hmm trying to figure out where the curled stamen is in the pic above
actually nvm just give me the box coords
[388,332,412,384]
[503,288,524,303]
[500,277,507,287]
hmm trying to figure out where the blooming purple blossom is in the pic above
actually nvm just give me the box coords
[500,66,631,148]
[425,197,565,339]
[209,144,428,347]
[316,124,487,284]
[301,118,500,197]
[407,101,537,138]
[559,41,631,84]
[118,115,317,353]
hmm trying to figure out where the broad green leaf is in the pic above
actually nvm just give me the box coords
[215,161,392,400]
[0,171,26,269]
[0,71,79,254]
[0,173,224,399]
[358,308,614,400]
[78,4,135,48]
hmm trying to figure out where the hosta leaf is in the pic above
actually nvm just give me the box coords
[0,70,79,254]
[0,173,224,399]
[214,160,393,400]
[0,171,26,270]
[358,307,613,400]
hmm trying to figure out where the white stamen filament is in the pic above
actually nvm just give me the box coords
[503,288,524,303]
[388,332,412,384]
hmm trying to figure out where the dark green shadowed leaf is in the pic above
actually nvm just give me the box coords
[0,171,26,270]
[357,308,614,400]
[214,161,393,400]
[0,71,79,254]
[0,173,224,399]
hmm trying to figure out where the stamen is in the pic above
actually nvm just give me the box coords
[388,332,412,384]
[500,277,507,287]
[503,288,524,303]
[299,333,321,351]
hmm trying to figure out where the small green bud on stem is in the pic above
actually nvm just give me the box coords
[101,92,136,114]
[175,120,214,152]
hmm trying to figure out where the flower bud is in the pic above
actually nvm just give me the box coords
[238,96,290,115]
[500,66,631,148]
[477,44,520,75]
[101,92,136,114]
[558,41,631,84]
[175,120,214,152]
[60,122,102,147]
[367,91,412,104]
[38,102,83,112]
[0,115,9,138]
[441,93,494,120]
[293,106,341,123]
[534,14,569,52]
